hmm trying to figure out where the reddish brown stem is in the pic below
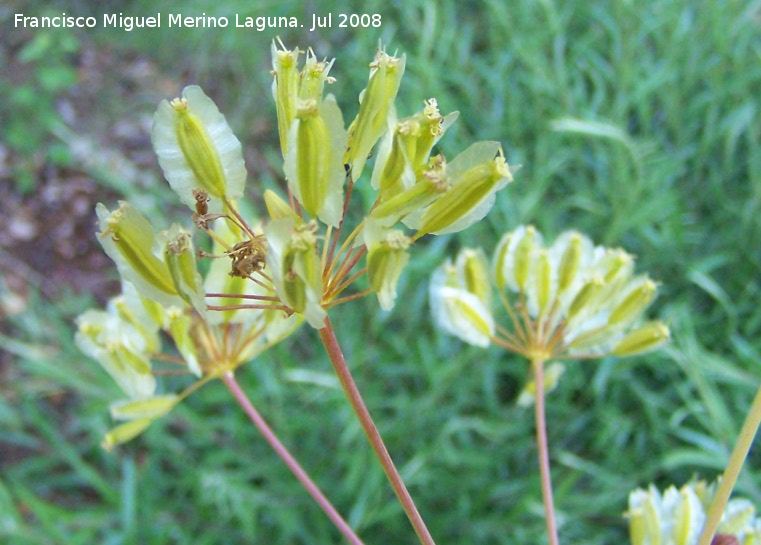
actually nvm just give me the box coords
[533,359,560,545]
[221,371,365,545]
[318,317,436,545]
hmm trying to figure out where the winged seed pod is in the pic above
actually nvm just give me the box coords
[163,225,207,316]
[299,47,336,101]
[283,96,347,227]
[80,41,520,453]
[271,39,301,155]
[264,217,326,328]
[96,202,180,307]
[152,85,246,213]
[370,99,459,202]
[431,226,669,388]
[364,220,411,311]
[345,46,406,180]
[75,306,157,400]
[411,141,514,237]
[626,481,761,545]
[429,253,495,347]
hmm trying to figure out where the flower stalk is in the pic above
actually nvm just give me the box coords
[318,317,437,545]
[697,383,761,545]
[532,358,560,545]
[221,370,365,545]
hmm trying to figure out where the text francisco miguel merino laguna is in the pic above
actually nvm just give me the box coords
[13,12,351,32]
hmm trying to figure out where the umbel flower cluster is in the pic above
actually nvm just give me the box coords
[430,225,670,398]
[627,480,761,545]
[75,40,515,449]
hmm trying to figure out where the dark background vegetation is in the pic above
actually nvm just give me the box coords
[1,0,760,543]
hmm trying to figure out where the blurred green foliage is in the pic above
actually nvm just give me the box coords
[2,0,761,544]
[1,16,80,192]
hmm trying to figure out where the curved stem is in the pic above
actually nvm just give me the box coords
[220,371,365,545]
[532,358,560,545]
[697,383,761,545]
[318,317,437,545]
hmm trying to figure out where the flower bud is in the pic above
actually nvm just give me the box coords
[152,86,246,213]
[345,47,406,180]
[96,202,178,305]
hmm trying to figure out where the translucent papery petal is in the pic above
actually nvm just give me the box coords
[271,41,301,155]
[493,225,544,294]
[612,321,670,356]
[109,395,179,421]
[627,485,665,545]
[548,230,596,299]
[152,85,246,213]
[166,308,202,377]
[719,499,756,535]
[283,95,347,227]
[454,247,492,308]
[364,220,411,311]
[345,49,406,181]
[262,312,303,347]
[415,141,513,236]
[96,202,181,308]
[102,418,153,451]
[588,247,635,302]
[110,283,162,354]
[299,49,335,101]
[563,312,622,356]
[608,276,658,328]
[76,310,157,400]
[370,109,414,199]
[672,486,706,545]
[162,224,207,317]
[430,265,494,347]
[264,218,326,329]
[525,249,556,319]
